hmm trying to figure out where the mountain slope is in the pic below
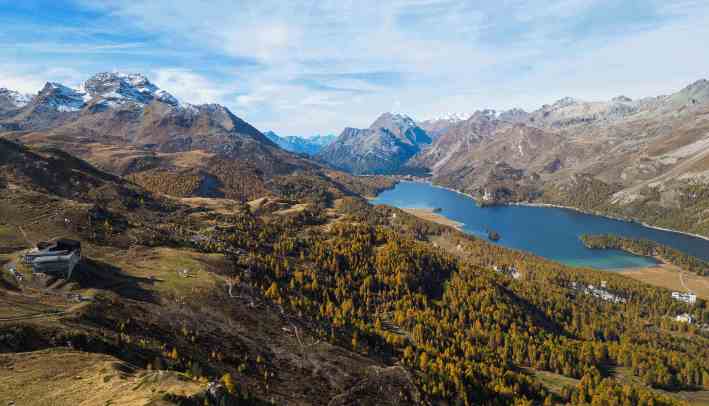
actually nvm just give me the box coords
[1,74,707,405]
[418,113,470,138]
[412,79,709,236]
[318,113,432,174]
[2,165,706,405]
[0,72,383,202]
[0,137,137,203]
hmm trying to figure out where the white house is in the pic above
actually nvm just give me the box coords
[671,292,697,305]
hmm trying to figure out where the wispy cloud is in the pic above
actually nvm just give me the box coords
[0,41,147,54]
[0,64,85,93]
[151,68,238,105]
[0,0,707,135]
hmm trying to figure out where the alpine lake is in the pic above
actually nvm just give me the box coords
[373,181,709,269]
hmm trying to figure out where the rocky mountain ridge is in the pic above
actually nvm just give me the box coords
[315,78,709,236]
[317,112,432,174]
[0,72,377,202]
[414,79,709,236]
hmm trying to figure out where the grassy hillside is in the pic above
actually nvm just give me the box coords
[1,145,708,405]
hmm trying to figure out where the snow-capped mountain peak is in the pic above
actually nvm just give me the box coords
[0,88,32,108]
[83,72,179,108]
[38,82,87,112]
[5,72,192,115]
[371,112,418,131]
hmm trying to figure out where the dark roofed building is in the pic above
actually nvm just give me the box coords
[24,238,82,279]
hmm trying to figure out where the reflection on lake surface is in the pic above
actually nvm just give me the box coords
[373,181,709,269]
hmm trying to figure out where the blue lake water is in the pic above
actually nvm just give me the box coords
[372,181,709,269]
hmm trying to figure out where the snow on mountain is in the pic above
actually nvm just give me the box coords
[40,82,87,112]
[1,71,227,118]
[0,88,32,108]
[10,72,185,114]
[422,112,471,123]
[83,72,179,108]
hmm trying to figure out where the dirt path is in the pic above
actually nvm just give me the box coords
[618,264,709,300]
[0,311,65,322]
[679,271,694,294]
[0,295,66,322]
[17,226,32,246]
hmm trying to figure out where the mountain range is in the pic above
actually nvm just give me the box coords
[7,72,706,235]
[320,79,709,237]
[0,72,384,203]
[264,131,336,156]
[2,71,709,406]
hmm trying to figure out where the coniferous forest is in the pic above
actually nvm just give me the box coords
[196,197,709,405]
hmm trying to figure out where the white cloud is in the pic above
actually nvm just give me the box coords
[0,71,45,94]
[0,65,85,93]
[7,0,709,135]
[151,68,236,105]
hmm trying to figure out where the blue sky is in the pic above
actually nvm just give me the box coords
[1,0,708,136]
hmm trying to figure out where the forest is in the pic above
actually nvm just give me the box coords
[4,146,709,404]
[190,196,709,405]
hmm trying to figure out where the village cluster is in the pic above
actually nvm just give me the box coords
[570,280,626,304]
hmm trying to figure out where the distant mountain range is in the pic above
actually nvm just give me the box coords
[5,71,709,236]
[264,131,336,156]
[0,72,377,202]
[318,79,709,237]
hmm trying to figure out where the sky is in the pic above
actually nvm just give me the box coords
[0,0,708,136]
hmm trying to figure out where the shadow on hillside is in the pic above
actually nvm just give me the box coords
[72,258,159,303]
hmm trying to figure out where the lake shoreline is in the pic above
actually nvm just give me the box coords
[390,179,709,242]
[400,208,464,230]
[508,201,709,242]
[374,180,709,267]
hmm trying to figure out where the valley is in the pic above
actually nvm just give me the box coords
[324,80,709,240]
[1,72,708,406]
[3,2,709,404]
